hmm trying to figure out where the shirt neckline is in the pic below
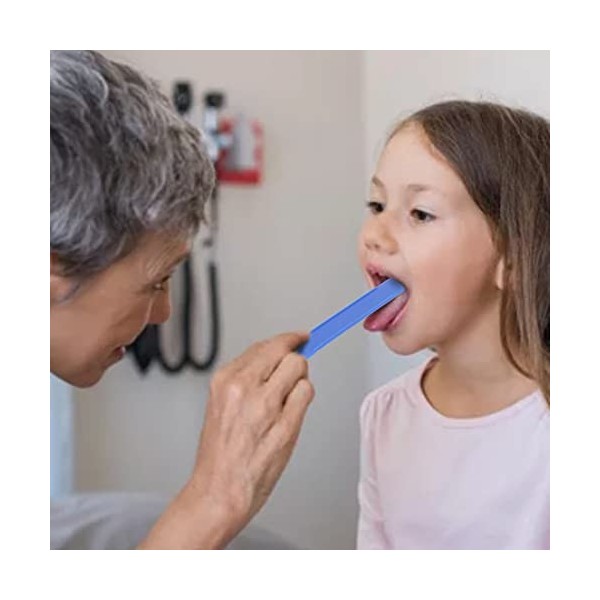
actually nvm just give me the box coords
[409,356,547,429]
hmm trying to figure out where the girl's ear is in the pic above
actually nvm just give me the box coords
[494,256,505,291]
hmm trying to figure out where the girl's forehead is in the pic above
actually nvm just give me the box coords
[375,127,465,195]
[381,126,443,169]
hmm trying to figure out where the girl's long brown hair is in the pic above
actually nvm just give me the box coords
[391,101,550,403]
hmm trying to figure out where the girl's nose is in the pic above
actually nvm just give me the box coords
[362,216,398,255]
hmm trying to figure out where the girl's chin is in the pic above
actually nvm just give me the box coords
[381,331,425,356]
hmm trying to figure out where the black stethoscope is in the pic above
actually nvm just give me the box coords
[128,84,222,374]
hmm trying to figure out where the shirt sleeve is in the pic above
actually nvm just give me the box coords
[356,393,391,549]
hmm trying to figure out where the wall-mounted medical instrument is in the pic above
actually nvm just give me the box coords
[128,82,263,375]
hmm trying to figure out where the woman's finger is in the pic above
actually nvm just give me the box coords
[263,353,309,412]
[249,378,315,491]
[232,332,309,382]
[278,378,315,437]
[245,353,309,436]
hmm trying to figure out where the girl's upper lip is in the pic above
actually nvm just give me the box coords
[366,263,396,285]
[365,263,410,294]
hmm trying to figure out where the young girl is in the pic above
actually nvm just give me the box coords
[357,101,549,550]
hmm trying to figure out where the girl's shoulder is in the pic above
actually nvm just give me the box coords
[360,356,434,426]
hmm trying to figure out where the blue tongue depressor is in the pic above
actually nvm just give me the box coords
[297,278,406,359]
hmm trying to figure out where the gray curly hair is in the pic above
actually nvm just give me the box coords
[50,50,215,278]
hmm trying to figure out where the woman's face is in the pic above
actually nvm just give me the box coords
[50,232,190,387]
[358,124,502,356]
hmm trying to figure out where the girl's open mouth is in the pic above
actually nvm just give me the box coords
[363,289,409,332]
[363,267,410,332]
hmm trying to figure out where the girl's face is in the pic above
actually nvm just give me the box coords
[358,124,502,355]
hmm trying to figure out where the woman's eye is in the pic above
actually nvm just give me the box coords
[410,208,435,223]
[367,201,385,214]
[152,276,171,292]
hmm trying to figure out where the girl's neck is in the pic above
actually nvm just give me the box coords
[422,305,538,418]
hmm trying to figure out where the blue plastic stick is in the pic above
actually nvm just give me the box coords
[297,278,406,359]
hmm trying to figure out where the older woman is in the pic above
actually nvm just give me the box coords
[50,51,314,549]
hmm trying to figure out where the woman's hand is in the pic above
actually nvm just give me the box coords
[138,331,314,549]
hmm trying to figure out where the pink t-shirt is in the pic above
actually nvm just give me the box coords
[357,358,550,549]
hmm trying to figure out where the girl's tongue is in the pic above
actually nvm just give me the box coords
[363,292,408,332]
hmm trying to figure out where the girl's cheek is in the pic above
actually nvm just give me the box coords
[407,236,451,273]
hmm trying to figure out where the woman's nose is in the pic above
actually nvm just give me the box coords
[361,216,398,255]
[148,291,171,325]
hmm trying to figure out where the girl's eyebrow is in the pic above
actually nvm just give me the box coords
[405,183,450,201]
[371,176,445,197]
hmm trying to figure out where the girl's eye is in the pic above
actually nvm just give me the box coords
[410,208,435,223]
[367,201,385,214]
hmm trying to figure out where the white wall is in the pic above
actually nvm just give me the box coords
[363,50,550,391]
[74,51,368,549]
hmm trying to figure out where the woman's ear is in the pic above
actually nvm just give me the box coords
[50,253,76,304]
